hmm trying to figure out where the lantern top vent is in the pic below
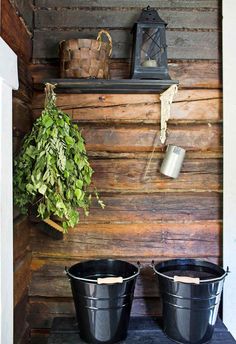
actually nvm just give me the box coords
[137,6,167,26]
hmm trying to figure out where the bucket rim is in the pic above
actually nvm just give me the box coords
[152,258,228,284]
[65,259,140,284]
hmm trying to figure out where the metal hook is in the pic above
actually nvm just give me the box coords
[64,266,71,280]
[150,260,155,268]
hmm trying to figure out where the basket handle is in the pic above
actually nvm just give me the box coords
[97,29,112,57]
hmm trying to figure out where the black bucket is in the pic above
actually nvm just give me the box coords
[65,259,140,344]
[153,259,227,344]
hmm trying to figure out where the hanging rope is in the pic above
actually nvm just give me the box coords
[142,84,178,181]
[44,82,57,109]
[160,84,178,144]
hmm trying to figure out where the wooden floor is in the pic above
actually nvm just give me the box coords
[48,316,236,344]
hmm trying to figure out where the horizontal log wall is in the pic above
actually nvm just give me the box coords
[30,1,222,343]
[1,1,33,343]
[33,0,221,61]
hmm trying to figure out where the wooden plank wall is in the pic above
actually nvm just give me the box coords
[29,1,222,343]
[1,1,33,343]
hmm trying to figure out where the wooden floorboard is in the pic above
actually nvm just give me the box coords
[48,317,236,343]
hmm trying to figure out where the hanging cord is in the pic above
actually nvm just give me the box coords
[142,131,160,182]
[142,84,178,181]
[44,82,57,109]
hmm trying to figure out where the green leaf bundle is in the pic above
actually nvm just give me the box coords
[14,83,104,231]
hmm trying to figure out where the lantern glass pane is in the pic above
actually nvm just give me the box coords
[140,27,165,67]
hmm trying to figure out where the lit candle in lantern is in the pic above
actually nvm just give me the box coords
[142,59,157,67]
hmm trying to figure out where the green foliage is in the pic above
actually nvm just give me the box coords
[14,84,105,232]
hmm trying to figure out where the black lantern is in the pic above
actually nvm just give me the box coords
[131,6,170,80]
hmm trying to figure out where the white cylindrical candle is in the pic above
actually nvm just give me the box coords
[142,59,157,67]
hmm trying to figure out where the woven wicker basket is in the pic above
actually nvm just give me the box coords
[59,30,112,79]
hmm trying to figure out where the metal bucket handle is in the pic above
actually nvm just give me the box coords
[151,261,229,284]
[65,261,141,284]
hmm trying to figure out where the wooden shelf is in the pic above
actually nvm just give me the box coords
[36,78,178,94]
[47,316,236,344]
